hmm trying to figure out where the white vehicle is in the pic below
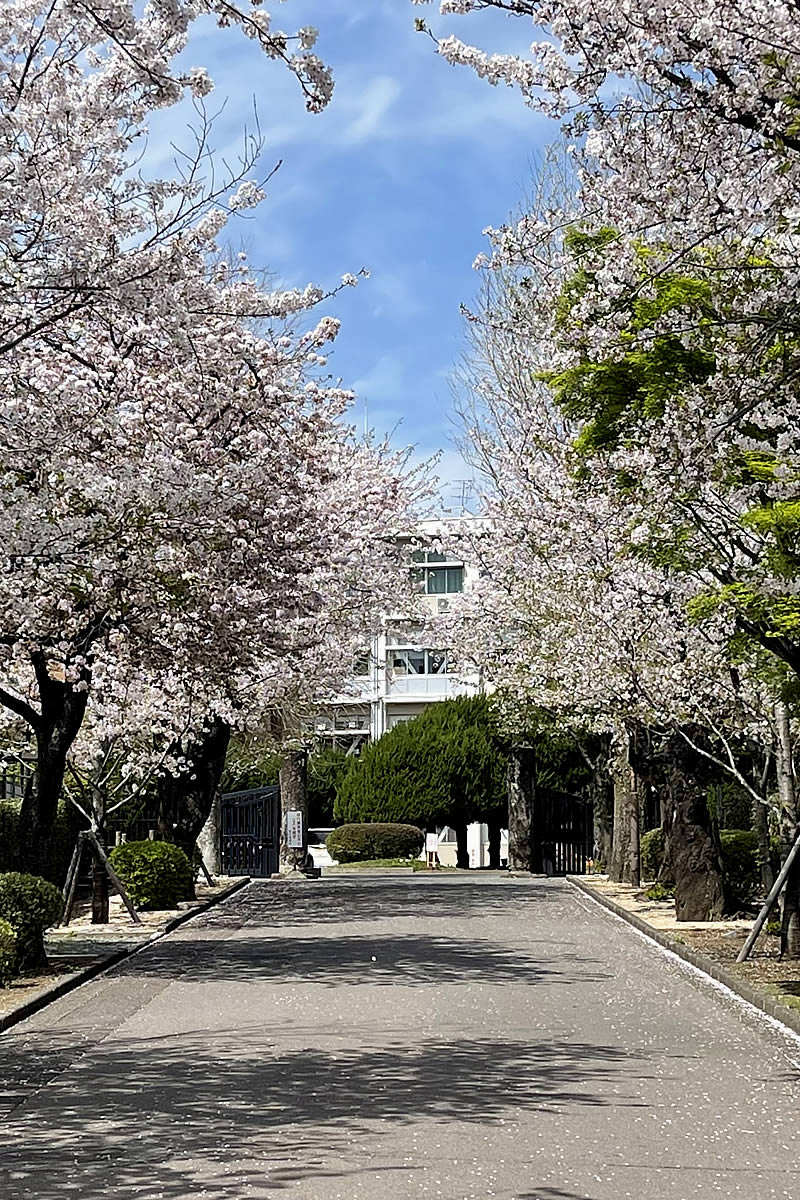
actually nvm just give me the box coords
[307,827,337,869]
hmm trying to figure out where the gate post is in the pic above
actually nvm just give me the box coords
[279,749,309,871]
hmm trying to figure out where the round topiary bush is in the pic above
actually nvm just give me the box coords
[0,872,63,971]
[640,828,665,881]
[326,823,424,863]
[109,841,193,910]
[0,917,16,987]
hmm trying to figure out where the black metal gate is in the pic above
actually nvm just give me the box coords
[533,789,592,876]
[220,786,280,878]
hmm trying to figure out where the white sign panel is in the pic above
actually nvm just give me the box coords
[286,810,304,849]
[425,832,438,854]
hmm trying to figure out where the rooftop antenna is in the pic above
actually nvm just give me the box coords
[450,479,475,514]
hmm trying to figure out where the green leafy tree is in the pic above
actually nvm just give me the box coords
[307,748,352,827]
[335,696,507,866]
[221,736,351,827]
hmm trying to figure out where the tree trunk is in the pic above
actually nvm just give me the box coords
[591,769,614,871]
[660,731,725,922]
[18,658,90,875]
[89,775,110,924]
[774,700,800,959]
[629,767,641,889]
[487,819,502,869]
[91,848,109,924]
[197,790,222,876]
[279,749,309,871]
[609,747,634,884]
[507,743,536,872]
[455,822,469,870]
[157,716,231,894]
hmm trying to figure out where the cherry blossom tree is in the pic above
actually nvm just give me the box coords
[412,5,800,935]
[412,1,800,670]
[442,181,790,920]
[0,1,424,875]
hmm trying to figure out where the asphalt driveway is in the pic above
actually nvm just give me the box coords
[1,875,799,1199]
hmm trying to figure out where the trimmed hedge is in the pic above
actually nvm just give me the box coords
[0,917,16,987]
[326,823,424,864]
[109,841,193,910]
[0,872,63,971]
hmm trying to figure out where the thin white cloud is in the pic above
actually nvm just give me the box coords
[340,75,402,146]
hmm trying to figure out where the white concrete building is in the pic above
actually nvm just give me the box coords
[309,518,483,750]
[308,519,506,867]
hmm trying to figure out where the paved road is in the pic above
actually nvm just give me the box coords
[1,876,799,1200]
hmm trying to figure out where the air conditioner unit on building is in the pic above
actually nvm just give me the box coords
[437,598,450,612]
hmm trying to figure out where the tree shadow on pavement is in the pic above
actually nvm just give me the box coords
[202,877,562,931]
[0,1029,643,1199]
[518,1191,602,1199]
[115,929,610,988]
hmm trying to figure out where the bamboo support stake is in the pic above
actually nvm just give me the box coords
[61,832,85,927]
[737,830,800,963]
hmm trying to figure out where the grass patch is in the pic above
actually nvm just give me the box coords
[330,857,455,872]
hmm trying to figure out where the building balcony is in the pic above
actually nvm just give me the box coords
[386,675,474,699]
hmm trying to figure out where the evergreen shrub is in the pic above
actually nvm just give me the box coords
[720,830,761,911]
[640,828,664,880]
[326,823,423,863]
[644,881,675,902]
[640,826,764,909]
[335,695,506,828]
[0,799,86,886]
[0,872,63,970]
[0,917,16,986]
[109,841,192,910]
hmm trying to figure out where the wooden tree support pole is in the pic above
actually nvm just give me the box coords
[737,830,800,963]
[61,832,86,927]
[86,831,142,925]
[197,854,214,886]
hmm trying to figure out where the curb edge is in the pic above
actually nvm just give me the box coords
[568,876,800,1040]
[0,876,250,1035]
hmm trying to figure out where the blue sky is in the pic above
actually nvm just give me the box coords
[153,1,552,508]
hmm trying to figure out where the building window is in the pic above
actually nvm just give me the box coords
[411,550,464,595]
[352,650,370,676]
[389,649,449,676]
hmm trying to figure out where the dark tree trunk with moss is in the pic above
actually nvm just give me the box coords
[507,742,536,872]
[157,716,231,893]
[658,730,724,922]
[91,787,109,924]
[17,653,90,875]
[591,770,614,871]
[279,749,309,870]
[487,819,502,869]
